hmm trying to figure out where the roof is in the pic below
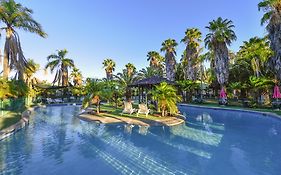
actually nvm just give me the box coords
[129,76,176,87]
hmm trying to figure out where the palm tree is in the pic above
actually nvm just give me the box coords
[114,69,139,101]
[237,37,272,77]
[138,67,162,79]
[23,59,39,87]
[45,49,74,86]
[151,82,181,117]
[0,0,47,79]
[258,0,281,81]
[70,67,83,86]
[147,51,164,68]
[125,63,136,77]
[205,17,237,89]
[181,28,202,81]
[160,39,178,81]
[102,59,116,80]
[82,79,103,114]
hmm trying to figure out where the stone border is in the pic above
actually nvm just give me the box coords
[178,103,281,120]
[0,106,41,141]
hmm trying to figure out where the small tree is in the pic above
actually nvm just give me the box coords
[151,82,181,117]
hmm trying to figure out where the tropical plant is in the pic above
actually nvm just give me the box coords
[114,68,139,101]
[82,79,103,113]
[151,82,181,117]
[258,0,281,81]
[70,67,83,86]
[8,79,29,98]
[237,37,272,77]
[160,39,178,81]
[0,0,47,79]
[102,59,116,80]
[125,63,136,77]
[205,17,237,89]
[45,49,75,86]
[177,80,200,102]
[0,77,11,99]
[249,76,274,105]
[138,67,163,79]
[23,59,40,87]
[181,28,202,81]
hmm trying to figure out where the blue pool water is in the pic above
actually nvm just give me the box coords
[1,105,281,175]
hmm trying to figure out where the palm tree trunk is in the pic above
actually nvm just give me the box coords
[165,53,176,81]
[3,51,9,79]
[214,43,229,86]
[62,65,68,86]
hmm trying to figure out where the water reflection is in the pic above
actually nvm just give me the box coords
[0,129,33,175]
[1,105,281,175]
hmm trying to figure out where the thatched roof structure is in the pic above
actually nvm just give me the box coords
[129,76,176,87]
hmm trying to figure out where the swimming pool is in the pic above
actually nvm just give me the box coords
[0,105,281,175]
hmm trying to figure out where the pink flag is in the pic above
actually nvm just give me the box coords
[219,87,227,98]
[273,85,281,99]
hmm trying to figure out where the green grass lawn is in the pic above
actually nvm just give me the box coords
[190,99,281,116]
[0,112,21,130]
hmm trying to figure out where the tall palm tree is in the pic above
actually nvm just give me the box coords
[205,17,237,89]
[0,0,47,79]
[160,39,178,81]
[70,67,83,86]
[258,0,281,81]
[147,51,164,68]
[181,28,202,81]
[125,63,136,77]
[45,49,74,86]
[102,59,115,80]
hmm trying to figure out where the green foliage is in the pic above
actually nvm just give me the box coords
[151,82,181,117]
[258,0,281,25]
[237,37,273,77]
[70,67,83,86]
[205,17,237,49]
[0,78,11,99]
[125,63,136,77]
[0,77,29,99]
[102,59,116,80]
[181,28,202,49]
[138,66,163,79]
[45,49,75,86]
[115,68,139,100]
[0,0,47,79]
[249,76,274,90]
[147,51,164,68]
[177,80,200,92]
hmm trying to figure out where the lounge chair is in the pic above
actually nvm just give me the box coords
[137,104,150,117]
[122,101,136,115]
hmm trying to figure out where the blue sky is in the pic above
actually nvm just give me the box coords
[13,0,266,80]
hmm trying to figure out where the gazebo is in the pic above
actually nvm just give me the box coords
[129,76,176,103]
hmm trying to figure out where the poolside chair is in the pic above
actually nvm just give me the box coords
[122,101,136,115]
[137,104,150,117]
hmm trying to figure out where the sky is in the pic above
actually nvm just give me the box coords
[6,0,267,81]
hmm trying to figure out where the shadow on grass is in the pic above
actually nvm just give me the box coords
[0,113,21,130]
